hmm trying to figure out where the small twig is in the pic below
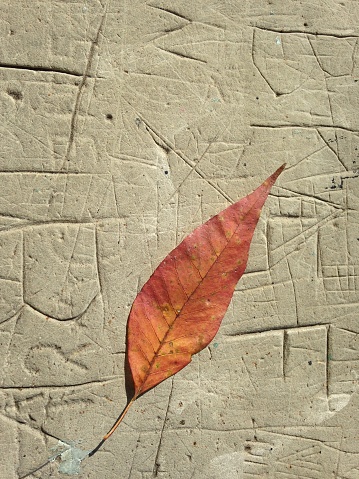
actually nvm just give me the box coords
[19,397,134,476]
[18,452,62,479]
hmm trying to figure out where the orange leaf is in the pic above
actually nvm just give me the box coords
[89,164,285,453]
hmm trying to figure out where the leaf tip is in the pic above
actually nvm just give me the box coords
[274,162,286,178]
[263,163,286,189]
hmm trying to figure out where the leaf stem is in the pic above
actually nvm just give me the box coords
[88,396,136,457]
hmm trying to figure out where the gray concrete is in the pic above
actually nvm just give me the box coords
[1,1,359,478]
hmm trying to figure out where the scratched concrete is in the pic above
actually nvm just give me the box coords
[1,1,359,478]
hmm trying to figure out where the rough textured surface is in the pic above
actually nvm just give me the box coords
[0,1,358,478]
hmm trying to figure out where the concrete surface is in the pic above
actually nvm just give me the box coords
[1,1,359,478]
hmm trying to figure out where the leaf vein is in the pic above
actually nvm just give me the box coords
[173,255,190,299]
[203,223,220,258]
[182,244,204,279]
[146,281,172,328]
[158,267,179,316]
[139,295,162,345]
[132,337,152,365]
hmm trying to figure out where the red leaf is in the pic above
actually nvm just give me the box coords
[90,164,285,450]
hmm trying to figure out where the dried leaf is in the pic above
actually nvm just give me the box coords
[90,164,285,453]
